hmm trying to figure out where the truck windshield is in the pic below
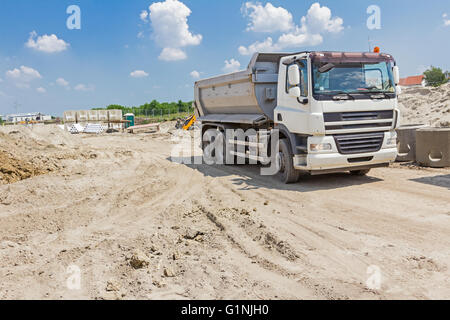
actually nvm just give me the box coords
[313,61,395,96]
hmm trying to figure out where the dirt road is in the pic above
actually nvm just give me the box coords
[0,125,449,300]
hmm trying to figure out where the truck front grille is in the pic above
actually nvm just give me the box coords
[334,132,385,155]
[324,111,394,133]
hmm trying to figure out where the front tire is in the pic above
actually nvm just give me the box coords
[278,139,300,184]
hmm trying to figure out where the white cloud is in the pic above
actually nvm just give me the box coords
[140,10,149,22]
[0,78,3,82]
[444,13,450,26]
[6,66,42,87]
[149,0,202,61]
[159,47,187,61]
[56,77,69,87]
[36,87,46,94]
[137,31,144,39]
[190,70,200,79]
[277,28,323,48]
[223,59,242,73]
[239,37,279,55]
[130,70,149,78]
[301,3,344,34]
[239,2,343,56]
[74,84,94,92]
[242,2,294,33]
[26,31,69,53]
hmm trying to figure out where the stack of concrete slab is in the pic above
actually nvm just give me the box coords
[63,109,124,132]
[396,124,429,162]
[416,128,450,168]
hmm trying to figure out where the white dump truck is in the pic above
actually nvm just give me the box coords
[194,51,401,183]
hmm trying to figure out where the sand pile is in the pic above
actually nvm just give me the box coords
[0,125,82,184]
[399,82,450,127]
[0,151,47,184]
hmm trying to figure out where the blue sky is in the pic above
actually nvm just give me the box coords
[0,0,449,116]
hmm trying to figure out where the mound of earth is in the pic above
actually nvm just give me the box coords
[0,125,83,185]
[0,151,47,184]
[399,82,450,127]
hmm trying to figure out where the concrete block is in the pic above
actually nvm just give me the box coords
[396,124,429,162]
[88,110,99,121]
[416,128,450,168]
[76,110,89,123]
[108,110,123,121]
[63,111,76,123]
[98,110,108,122]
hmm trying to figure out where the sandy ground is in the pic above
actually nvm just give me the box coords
[0,123,449,300]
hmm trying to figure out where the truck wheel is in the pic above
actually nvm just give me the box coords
[350,169,371,176]
[278,139,300,184]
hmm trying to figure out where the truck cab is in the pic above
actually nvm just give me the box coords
[275,51,400,177]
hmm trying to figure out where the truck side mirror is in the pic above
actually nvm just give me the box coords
[393,66,400,85]
[288,64,300,86]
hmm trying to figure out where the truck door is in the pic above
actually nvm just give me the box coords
[275,56,311,135]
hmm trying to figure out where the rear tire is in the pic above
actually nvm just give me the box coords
[278,139,300,184]
[350,169,371,176]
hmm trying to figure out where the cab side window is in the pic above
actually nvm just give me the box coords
[299,59,308,97]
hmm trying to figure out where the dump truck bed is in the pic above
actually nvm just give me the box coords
[194,53,291,124]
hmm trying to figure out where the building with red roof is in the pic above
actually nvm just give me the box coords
[399,75,426,88]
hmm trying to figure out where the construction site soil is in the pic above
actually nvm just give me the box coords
[0,85,449,299]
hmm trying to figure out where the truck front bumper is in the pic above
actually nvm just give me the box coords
[293,133,398,174]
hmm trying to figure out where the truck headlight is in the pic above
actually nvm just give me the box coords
[310,143,332,152]
[386,133,397,147]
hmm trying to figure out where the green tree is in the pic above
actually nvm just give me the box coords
[424,66,449,87]
[92,100,193,118]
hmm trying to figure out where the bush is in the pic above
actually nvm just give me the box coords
[424,66,449,87]
[92,100,193,116]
